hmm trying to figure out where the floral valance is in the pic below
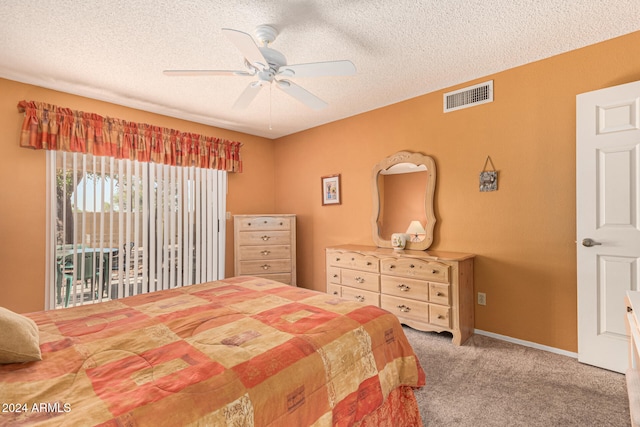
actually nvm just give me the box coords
[17,100,242,172]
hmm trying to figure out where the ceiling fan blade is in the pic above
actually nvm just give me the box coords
[163,69,253,77]
[222,28,267,68]
[279,60,356,78]
[275,80,328,110]
[233,81,264,109]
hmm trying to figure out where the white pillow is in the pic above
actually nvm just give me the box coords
[0,306,42,364]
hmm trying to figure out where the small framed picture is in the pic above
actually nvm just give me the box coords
[479,171,498,192]
[321,174,341,205]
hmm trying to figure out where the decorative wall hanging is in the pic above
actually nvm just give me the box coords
[479,156,498,192]
[321,174,341,205]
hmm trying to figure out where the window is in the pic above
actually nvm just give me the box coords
[46,151,226,309]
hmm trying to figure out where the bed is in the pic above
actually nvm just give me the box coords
[0,276,425,426]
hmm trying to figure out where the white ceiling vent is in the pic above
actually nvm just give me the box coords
[444,80,493,113]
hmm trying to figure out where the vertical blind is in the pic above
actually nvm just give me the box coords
[48,151,226,309]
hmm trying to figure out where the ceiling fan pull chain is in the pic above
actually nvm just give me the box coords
[269,83,273,130]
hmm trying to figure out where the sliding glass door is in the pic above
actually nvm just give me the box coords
[46,151,226,309]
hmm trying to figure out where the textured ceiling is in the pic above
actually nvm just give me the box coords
[1,1,639,139]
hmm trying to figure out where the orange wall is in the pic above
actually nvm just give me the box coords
[0,78,275,313]
[273,31,640,353]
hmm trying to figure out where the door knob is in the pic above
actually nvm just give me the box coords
[582,238,602,247]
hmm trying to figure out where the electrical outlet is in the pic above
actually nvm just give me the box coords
[477,292,487,306]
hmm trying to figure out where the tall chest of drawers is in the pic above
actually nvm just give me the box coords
[326,245,474,345]
[234,214,296,286]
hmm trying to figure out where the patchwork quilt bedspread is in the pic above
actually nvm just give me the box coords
[0,276,425,426]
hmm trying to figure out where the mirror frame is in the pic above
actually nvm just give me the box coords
[371,151,436,251]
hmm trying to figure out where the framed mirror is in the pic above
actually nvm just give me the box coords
[371,151,436,250]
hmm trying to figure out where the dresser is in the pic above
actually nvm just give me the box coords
[326,245,474,345]
[234,214,297,286]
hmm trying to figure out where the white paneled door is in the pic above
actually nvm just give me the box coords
[577,80,640,373]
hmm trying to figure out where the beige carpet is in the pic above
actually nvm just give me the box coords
[403,327,630,426]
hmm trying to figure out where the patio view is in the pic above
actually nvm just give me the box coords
[52,151,226,309]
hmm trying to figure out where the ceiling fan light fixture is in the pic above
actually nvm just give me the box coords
[257,71,275,83]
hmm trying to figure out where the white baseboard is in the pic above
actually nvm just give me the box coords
[474,329,578,359]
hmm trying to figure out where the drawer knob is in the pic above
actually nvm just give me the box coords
[409,264,415,268]
[261,235,270,241]
[437,315,445,319]
[367,261,372,266]
[431,269,438,274]
[336,257,341,262]
[355,295,365,302]
[247,222,252,226]
[389,265,396,269]
[397,304,411,313]
[436,292,444,297]
[333,291,339,295]
[355,276,365,284]
[261,250,271,256]
[333,274,339,278]
[261,264,271,270]
[397,284,411,292]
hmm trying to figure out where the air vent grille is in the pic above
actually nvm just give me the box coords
[444,80,493,112]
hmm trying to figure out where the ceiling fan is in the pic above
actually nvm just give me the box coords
[163,25,356,110]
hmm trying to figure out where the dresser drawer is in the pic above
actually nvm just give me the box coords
[430,304,451,328]
[341,269,380,292]
[327,283,342,297]
[327,266,341,284]
[381,275,430,302]
[255,273,293,285]
[341,287,380,307]
[238,245,291,261]
[380,257,449,283]
[237,230,292,246]
[236,216,291,231]
[327,251,379,272]
[429,282,451,306]
[241,273,293,285]
[381,295,429,323]
[238,259,291,275]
